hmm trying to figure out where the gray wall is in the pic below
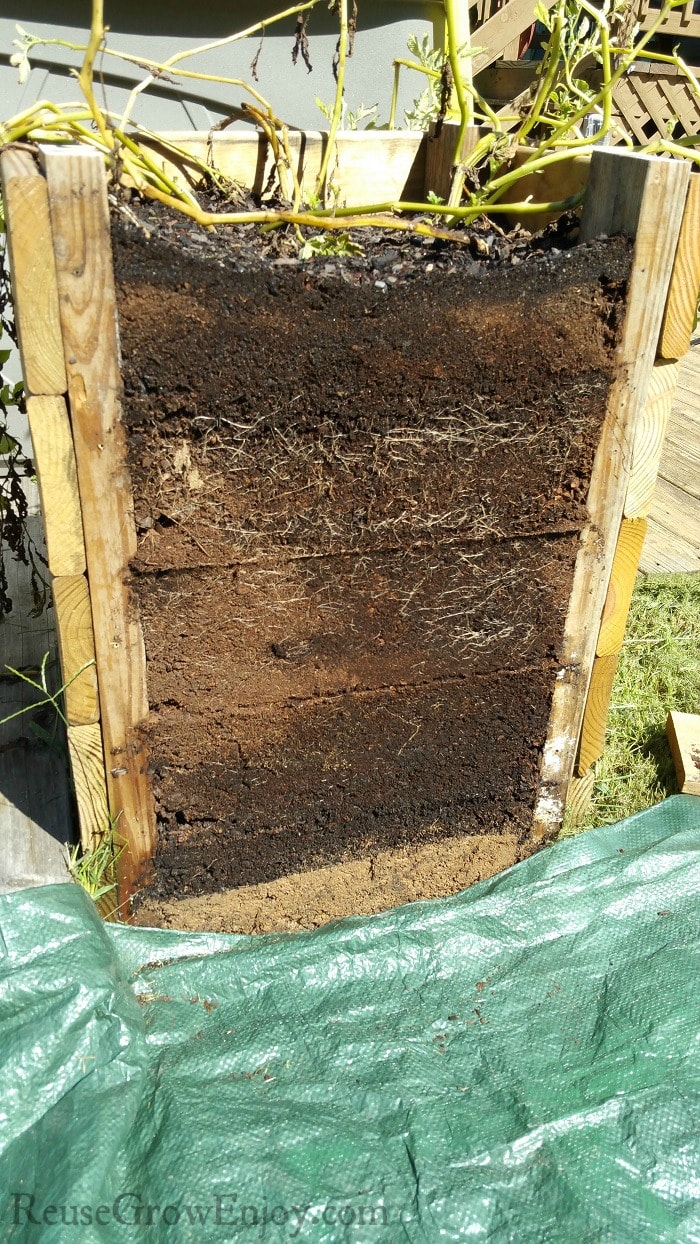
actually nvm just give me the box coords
[1,3,438,134]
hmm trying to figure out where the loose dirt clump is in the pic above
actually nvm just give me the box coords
[111,203,631,933]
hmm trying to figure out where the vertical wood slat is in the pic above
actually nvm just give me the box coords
[424,123,482,201]
[576,653,620,776]
[659,175,700,360]
[624,360,680,518]
[667,711,700,795]
[67,722,111,851]
[533,150,690,839]
[2,154,113,873]
[52,575,100,726]
[41,145,156,906]
[26,395,86,576]
[564,768,596,828]
[0,150,67,396]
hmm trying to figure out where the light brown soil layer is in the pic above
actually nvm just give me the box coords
[133,832,525,934]
[111,211,630,930]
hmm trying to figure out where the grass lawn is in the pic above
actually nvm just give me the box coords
[561,571,700,836]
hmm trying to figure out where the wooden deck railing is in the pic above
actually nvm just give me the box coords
[640,0,700,38]
[470,0,700,68]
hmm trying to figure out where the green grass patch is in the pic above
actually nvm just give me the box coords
[561,571,700,836]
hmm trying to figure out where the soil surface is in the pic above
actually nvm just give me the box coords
[111,201,631,932]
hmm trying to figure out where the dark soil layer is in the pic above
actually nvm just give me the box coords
[112,205,631,910]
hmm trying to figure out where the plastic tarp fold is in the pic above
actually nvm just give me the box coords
[2,795,700,1242]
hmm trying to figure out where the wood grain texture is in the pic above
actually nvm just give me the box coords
[657,434,700,500]
[42,145,155,904]
[67,722,110,851]
[533,150,690,837]
[140,131,427,207]
[26,395,86,576]
[472,0,557,73]
[0,150,67,396]
[424,123,482,201]
[576,653,619,776]
[624,359,679,518]
[564,768,596,827]
[652,473,700,540]
[596,518,647,658]
[52,575,100,726]
[641,516,700,574]
[666,711,700,795]
[659,175,700,360]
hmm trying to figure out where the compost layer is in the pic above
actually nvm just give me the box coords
[111,204,630,927]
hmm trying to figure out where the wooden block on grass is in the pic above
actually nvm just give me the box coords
[667,712,700,795]
[26,395,86,576]
[659,174,700,360]
[596,518,647,657]
[52,575,99,725]
[577,653,620,775]
[0,149,67,395]
[624,360,679,518]
[67,722,110,851]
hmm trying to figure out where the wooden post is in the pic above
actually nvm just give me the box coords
[424,122,482,201]
[595,518,648,659]
[0,151,67,396]
[667,712,700,795]
[534,149,690,838]
[624,360,680,518]
[41,145,156,906]
[0,150,111,861]
[560,158,696,824]
[26,395,86,576]
[659,174,700,360]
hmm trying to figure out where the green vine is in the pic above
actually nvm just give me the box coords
[1,0,699,243]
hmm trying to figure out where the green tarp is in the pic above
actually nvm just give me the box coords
[2,794,700,1242]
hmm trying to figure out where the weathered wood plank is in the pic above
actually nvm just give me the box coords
[52,575,100,726]
[667,711,700,795]
[26,395,86,576]
[651,474,700,542]
[533,150,689,837]
[67,722,110,851]
[580,147,689,243]
[472,0,557,73]
[424,123,482,200]
[143,130,427,207]
[640,517,700,574]
[624,360,679,518]
[0,149,67,396]
[659,175,700,360]
[42,145,156,905]
[577,653,619,776]
[596,518,647,657]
